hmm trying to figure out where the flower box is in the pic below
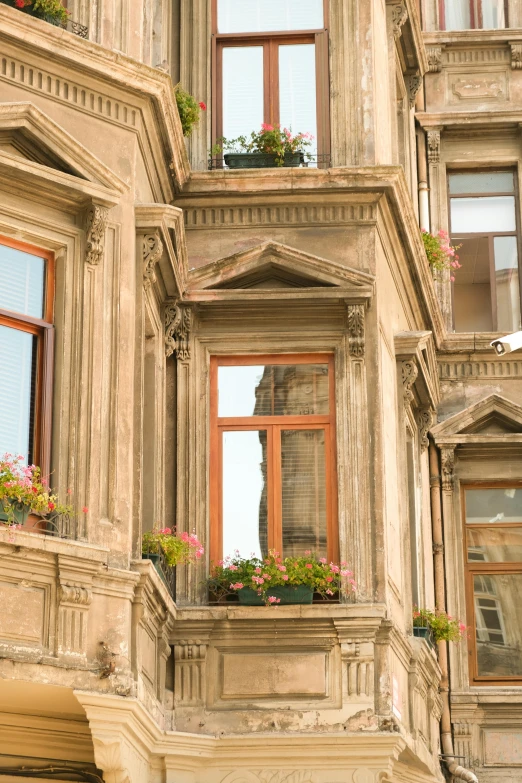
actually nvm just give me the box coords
[413,625,436,649]
[224,152,303,170]
[0,500,31,526]
[237,584,313,606]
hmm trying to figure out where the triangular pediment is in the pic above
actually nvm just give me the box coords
[187,241,375,294]
[0,103,126,193]
[431,394,522,440]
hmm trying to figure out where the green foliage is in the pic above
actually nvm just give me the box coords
[211,124,314,166]
[413,607,466,643]
[174,84,205,137]
[8,0,69,24]
[207,550,356,605]
[421,229,461,281]
[142,527,204,567]
[0,454,73,525]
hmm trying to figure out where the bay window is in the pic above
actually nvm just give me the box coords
[449,170,521,333]
[463,485,522,683]
[210,354,338,562]
[0,237,54,472]
[440,0,507,29]
[212,0,329,163]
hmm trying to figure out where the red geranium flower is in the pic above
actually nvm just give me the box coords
[15,0,26,7]
[199,102,206,110]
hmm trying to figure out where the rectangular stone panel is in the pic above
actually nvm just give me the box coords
[221,652,327,699]
[484,730,522,765]
[0,581,45,645]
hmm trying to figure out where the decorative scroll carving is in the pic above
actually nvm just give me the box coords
[427,130,441,164]
[165,301,192,360]
[391,3,408,39]
[174,639,207,705]
[59,584,92,605]
[401,360,418,409]
[85,204,108,265]
[511,43,522,69]
[407,73,423,108]
[346,304,365,358]
[417,408,433,451]
[426,46,443,72]
[440,447,455,491]
[142,233,163,288]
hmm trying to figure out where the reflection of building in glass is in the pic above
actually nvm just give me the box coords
[473,573,522,677]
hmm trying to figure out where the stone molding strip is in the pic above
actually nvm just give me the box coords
[183,203,377,230]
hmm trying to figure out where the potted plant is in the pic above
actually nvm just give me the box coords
[142,527,204,581]
[413,607,467,649]
[421,229,461,282]
[0,453,73,531]
[211,124,314,169]
[207,549,356,606]
[174,84,206,137]
[0,0,68,25]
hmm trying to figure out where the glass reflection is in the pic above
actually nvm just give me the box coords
[482,0,506,28]
[465,488,522,523]
[468,527,522,562]
[218,364,329,417]
[0,324,35,462]
[473,574,522,677]
[281,429,326,557]
[0,245,45,318]
[222,47,264,141]
[494,236,521,332]
[279,44,317,158]
[222,430,267,558]
[443,0,470,29]
[218,0,323,33]
[450,196,516,234]
[449,171,514,194]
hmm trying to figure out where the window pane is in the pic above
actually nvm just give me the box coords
[444,0,471,29]
[279,44,317,157]
[474,574,522,677]
[482,0,506,28]
[468,527,522,562]
[451,196,516,233]
[222,430,268,559]
[0,244,45,318]
[453,235,493,332]
[281,429,326,557]
[449,171,514,195]
[218,364,329,417]
[222,47,264,140]
[494,236,521,332]
[218,0,323,33]
[466,488,522,523]
[0,324,36,463]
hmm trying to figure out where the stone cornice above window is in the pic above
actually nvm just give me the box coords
[386,0,429,77]
[394,330,441,412]
[135,204,187,300]
[431,393,522,455]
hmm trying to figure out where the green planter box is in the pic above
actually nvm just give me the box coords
[238,584,314,605]
[224,152,303,169]
[0,501,31,525]
[413,625,436,649]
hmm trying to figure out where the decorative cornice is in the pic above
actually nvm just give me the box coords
[346,304,365,358]
[401,360,418,409]
[165,301,192,360]
[427,130,441,164]
[142,233,164,288]
[85,204,108,266]
[417,408,433,451]
[426,46,443,72]
[439,358,522,380]
[183,203,377,230]
[407,73,423,108]
[391,3,408,39]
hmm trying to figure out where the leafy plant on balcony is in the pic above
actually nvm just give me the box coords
[207,549,356,605]
[174,84,206,137]
[142,527,204,567]
[413,607,467,643]
[421,229,461,282]
[0,453,74,526]
[211,124,314,167]
[3,0,69,24]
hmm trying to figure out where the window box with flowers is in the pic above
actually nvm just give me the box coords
[142,527,204,599]
[421,229,461,282]
[211,125,314,169]
[207,550,356,606]
[0,0,68,25]
[413,607,467,650]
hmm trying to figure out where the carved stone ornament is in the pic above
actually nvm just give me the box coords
[427,130,441,165]
[440,447,455,491]
[511,43,522,70]
[426,46,443,73]
[347,304,365,358]
[165,301,192,360]
[401,360,418,409]
[142,233,163,288]
[391,3,408,39]
[85,204,109,266]
[59,583,92,605]
[417,408,433,452]
[174,639,207,705]
[408,73,423,108]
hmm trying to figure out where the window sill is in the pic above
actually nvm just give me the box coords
[423,29,521,45]
[0,524,108,561]
[175,602,386,621]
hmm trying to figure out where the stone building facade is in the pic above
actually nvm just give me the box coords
[0,1,522,782]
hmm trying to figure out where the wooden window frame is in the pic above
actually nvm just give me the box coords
[462,481,522,685]
[447,167,522,332]
[439,0,508,29]
[0,235,54,476]
[209,353,338,564]
[211,0,330,165]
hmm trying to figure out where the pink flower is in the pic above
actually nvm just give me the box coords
[261,123,274,132]
[229,564,238,571]
[304,550,312,555]
[262,573,271,580]
[326,589,333,595]
[282,574,289,580]
[330,564,340,573]
[82,506,88,513]
[254,567,262,574]
[319,558,327,564]
[277,565,286,572]
[267,596,280,604]
[230,582,244,590]
[305,564,313,569]
[199,102,206,110]
[326,576,333,583]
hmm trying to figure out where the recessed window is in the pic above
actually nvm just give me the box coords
[0,237,54,468]
[210,355,337,562]
[213,0,329,163]
[463,485,522,683]
[449,171,521,333]
[440,0,507,30]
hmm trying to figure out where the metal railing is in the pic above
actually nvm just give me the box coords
[142,544,177,600]
[65,19,88,38]
[208,154,331,171]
